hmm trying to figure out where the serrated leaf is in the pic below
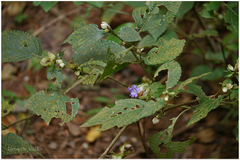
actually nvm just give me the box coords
[72,40,134,66]
[118,27,142,42]
[187,95,224,126]
[47,67,63,88]
[2,101,15,117]
[200,2,222,18]
[63,24,106,51]
[24,91,80,125]
[81,99,164,131]
[2,30,42,62]
[154,61,181,89]
[144,38,185,65]
[175,72,211,93]
[149,82,166,100]
[148,109,195,158]
[157,1,182,23]
[79,68,103,86]
[2,132,44,157]
[224,2,239,34]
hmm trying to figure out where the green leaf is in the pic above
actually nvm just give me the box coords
[79,68,103,86]
[101,2,124,23]
[2,30,42,62]
[144,38,185,65]
[200,2,222,18]
[138,35,157,48]
[63,23,106,51]
[81,99,164,131]
[107,22,136,44]
[160,29,178,41]
[175,72,210,93]
[187,95,224,126]
[39,1,58,12]
[47,67,63,88]
[224,2,239,34]
[23,83,36,96]
[2,101,15,117]
[157,1,182,23]
[93,96,110,103]
[24,91,80,125]
[124,1,148,8]
[2,132,44,157]
[118,27,142,42]
[149,82,166,100]
[72,40,134,66]
[85,1,104,8]
[97,47,134,82]
[184,83,208,104]
[177,2,195,18]
[193,30,219,38]
[148,109,195,158]
[154,61,181,89]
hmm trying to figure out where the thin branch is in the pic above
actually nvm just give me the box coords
[99,125,129,159]
[108,76,129,88]
[3,115,34,130]
[64,75,90,94]
[137,120,149,158]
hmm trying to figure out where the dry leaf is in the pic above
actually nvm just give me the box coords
[86,125,101,143]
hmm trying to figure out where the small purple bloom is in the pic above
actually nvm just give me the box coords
[128,85,140,98]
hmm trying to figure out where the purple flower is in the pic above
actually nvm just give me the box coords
[128,85,140,98]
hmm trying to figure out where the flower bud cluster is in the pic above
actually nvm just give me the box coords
[222,83,233,92]
[162,90,175,102]
[56,59,65,68]
[101,21,111,33]
[40,52,56,66]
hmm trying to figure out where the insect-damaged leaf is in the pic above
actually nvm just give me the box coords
[63,23,107,51]
[148,109,195,158]
[118,27,142,42]
[71,40,135,66]
[154,61,181,89]
[47,67,63,88]
[24,91,80,125]
[2,101,15,117]
[81,99,164,131]
[2,132,44,158]
[224,2,239,34]
[144,38,185,65]
[2,30,42,62]
[187,95,224,126]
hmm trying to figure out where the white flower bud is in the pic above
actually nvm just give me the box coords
[101,21,110,30]
[40,57,50,66]
[227,64,234,71]
[226,83,233,89]
[152,117,159,124]
[164,95,169,101]
[74,70,80,76]
[103,28,109,33]
[56,59,63,64]
[47,52,56,61]
[59,63,65,68]
[169,92,175,96]
[222,87,228,92]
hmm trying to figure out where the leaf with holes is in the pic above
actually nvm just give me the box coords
[144,38,185,65]
[118,27,142,42]
[63,23,107,51]
[71,40,134,66]
[24,91,80,125]
[154,61,181,89]
[81,99,164,131]
[47,67,63,88]
[2,30,42,63]
[157,1,182,23]
[79,68,103,86]
[224,2,238,34]
[2,101,15,117]
[187,95,224,126]
[148,109,195,158]
[2,132,44,157]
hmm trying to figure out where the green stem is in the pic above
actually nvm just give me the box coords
[3,115,34,130]
[108,76,129,87]
[131,50,155,82]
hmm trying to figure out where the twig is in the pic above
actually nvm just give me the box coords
[3,115,34,130]
[108,76,129,88]
[137,120,149,158]
[64,75,90,94]
[99,125,129,159]
[32,7,82,36]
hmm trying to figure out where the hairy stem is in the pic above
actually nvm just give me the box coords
[99,125,129,159]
